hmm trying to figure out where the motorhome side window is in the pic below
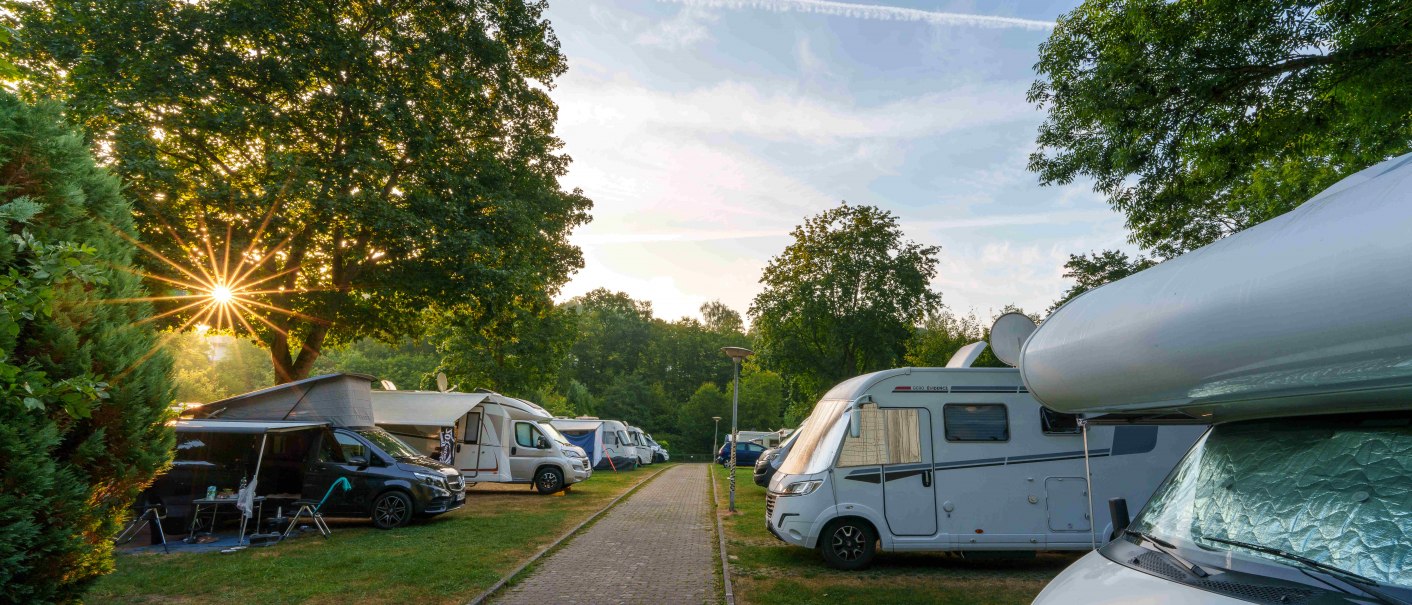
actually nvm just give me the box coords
[944,404,1009,442]
[463,411,481,444]
[838,406,926,466]
[515,422,542,448]
[1039,407,1081,434]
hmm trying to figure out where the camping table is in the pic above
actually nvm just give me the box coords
[188,496,264,541]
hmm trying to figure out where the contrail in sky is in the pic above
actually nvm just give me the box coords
[653,0,1056,31]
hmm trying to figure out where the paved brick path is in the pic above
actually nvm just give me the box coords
[495,464,717,605]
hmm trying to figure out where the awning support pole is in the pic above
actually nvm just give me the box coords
[239,433,269,546]
[1081,419,1096,551]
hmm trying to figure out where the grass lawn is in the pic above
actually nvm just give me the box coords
[93,464,670,604]
[710,465,1079,605]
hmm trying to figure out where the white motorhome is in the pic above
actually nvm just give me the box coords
[1030,154,1412,604]
[765,360,1205,570]
[372,390,592,494]
[626,425,654,466]
[550,417,639,471]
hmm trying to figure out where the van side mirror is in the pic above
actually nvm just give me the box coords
[349,455,368,468]
[537,436,549,449]
[1108,498,1131,541]
[849,406,862,438]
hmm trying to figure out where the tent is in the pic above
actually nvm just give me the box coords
[549,418,605,467]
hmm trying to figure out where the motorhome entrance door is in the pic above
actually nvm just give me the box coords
[881,408,937,536]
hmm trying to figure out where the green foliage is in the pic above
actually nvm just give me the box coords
[560,289,654,396]
[435,295,577,396]
[1030,0,1412,257]
[168,332,275,403]
[12,0,591,381]
[904,306,1034,369]
[0,93,172,603]
[738,368,787,432]
[1047,250,1156,314]
[750,202,942,401]
[700,300,745,334]
[311,335,439,391]
[678,383,730,455]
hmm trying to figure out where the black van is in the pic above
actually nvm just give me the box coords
[147,420,464,533]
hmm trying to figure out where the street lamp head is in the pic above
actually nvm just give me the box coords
[712,416,721,421]
[721,346,754,361]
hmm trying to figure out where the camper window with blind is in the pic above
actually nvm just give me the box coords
[943,404,1009,442]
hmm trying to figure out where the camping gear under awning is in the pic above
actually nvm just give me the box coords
[370,391,490,426]
[1020,152,1412,421]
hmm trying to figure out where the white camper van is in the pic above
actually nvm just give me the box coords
[765,360,1205,569]
[1030,154,1412,604]
[626,425,654,466]
[372,390,592,494]
[550,417,640,471]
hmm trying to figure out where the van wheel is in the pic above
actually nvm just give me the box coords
[819,519,877,570]
[535,467,564,494]
[372,491,413,529]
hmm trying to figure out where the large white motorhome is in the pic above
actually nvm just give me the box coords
[766,361,1206,569]
[550,417,639,471]
[372,390,592,494]
[1031,154,1412,604]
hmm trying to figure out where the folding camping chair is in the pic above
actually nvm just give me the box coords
[283,477,350,539]
[115,503,169,553]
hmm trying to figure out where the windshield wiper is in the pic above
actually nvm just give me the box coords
[1124,529,1209,578]
[1201,536,1409,605]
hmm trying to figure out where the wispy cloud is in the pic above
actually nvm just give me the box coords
[653,0,1055,31]
[634,6,719,49]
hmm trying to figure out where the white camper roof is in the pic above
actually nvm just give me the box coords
[551,418,604,431]
[1021,152,1412,421]
[370,391,490,426]
[482,393,553,421]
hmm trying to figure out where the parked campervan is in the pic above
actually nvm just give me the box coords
[626,425,654,466]
[599,419,639,470]
[550,417,639,470]
[765,344,1206,569]
[372,390,592,494]
[643,433,669,463]
[1030,154,1412,604]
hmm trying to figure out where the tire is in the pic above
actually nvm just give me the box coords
[534,467,564,494]
[371,491,413,529]
[819,518,877,570]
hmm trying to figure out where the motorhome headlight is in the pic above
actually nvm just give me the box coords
[414,471,448,489]
[779,479,821,496]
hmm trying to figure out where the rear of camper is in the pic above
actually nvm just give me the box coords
[1029,154,1412,604]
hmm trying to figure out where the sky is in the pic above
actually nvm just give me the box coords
[545,0,1134,324]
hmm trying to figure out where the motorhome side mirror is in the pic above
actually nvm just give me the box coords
[537,436,549,449]
[348,455,368,468]
[1108,497,1131,541]
[849,406,862,438]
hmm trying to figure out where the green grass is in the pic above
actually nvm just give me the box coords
[93,464,670,604]
[710,465,1078,605]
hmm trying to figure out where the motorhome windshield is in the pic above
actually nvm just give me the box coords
[777,399,850,476]
[355,427,426,461]
[537,422,572,447]
[1133,415,1412,589]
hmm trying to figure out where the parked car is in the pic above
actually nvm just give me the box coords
[752,430,798,487]
[147,419,464,534]
[717,440,766,467]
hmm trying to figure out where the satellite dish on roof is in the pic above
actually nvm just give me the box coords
[379,380,398,391]
[436,372,449,393]
[989,312,1038,367]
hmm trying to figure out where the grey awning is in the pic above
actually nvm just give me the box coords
[175,419,328,434]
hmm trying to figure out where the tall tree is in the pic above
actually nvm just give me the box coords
[434,296,577,396]
[750,203,941,399]
[0,93,172,603]
[677,383,730,455]
[1030,0,1412,257]
[12,0,591,382]
[700,300,745,334]
[560,289,653,395]
[1047,250,1156,314]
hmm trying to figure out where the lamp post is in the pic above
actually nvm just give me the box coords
[721,346,753,512]
[711,416,722,464]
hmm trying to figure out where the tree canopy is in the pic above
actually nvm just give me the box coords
[1047,250,1155,314]
[12,0,591,381]
[1031,0,1412,257]
[750,202,941,400]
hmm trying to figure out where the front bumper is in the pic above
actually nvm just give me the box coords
[569,458,592,483]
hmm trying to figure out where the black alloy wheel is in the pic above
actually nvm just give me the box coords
[535,467,565,494]
[819,519,877,570]
[371,491,412,529]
